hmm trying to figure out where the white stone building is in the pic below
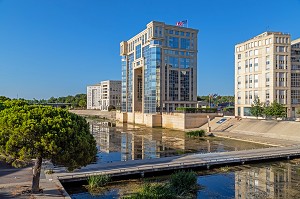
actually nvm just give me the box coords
[235,32,300,118]
[87,80,122,110]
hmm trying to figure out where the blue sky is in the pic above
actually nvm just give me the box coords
[1,0,300,99]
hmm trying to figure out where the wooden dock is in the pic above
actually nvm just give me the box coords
[55,145,300,182]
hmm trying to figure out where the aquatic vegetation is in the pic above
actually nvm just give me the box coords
[122,183,175,199]
[186,130,206,137]
[123,171,198,199]
[219,166,230,172]
[169,170,198,196]
[87,174,111,189]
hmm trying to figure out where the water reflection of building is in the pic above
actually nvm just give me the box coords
[90,122,222,162]
[90,122,121,153]
[235,163,300,198]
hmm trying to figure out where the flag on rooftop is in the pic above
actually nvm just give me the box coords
[176,20,188,27]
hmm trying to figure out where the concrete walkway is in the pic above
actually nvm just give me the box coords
[0,162,70,199]
[56,145,300,182]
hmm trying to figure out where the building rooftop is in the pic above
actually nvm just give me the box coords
[292,38,300,45]
[236,31,290,45]
[121,20,198,44]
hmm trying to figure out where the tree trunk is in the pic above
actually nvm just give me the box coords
[32,156,42,193]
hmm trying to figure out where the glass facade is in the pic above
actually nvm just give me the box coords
[179,58,191,68]
[121,56,127,112]
[180,71,190,101]
[135,44,141,59]
[127,54,134,112]
[167,36,179,48]
[169,70,179,101]
[143,45,161,113]
[180,38,190,49]
[121,22,197,115]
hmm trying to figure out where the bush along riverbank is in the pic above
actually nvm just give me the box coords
[186,129,206,138]
[122,170,199,199]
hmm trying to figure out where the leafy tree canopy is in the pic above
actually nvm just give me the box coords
[0,96,11,102]
[0,101,97,192]
[250,98,264,118]
[263,101,286,119]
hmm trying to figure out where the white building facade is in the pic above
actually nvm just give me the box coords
[87,80,122,110]
[235,32,300,118]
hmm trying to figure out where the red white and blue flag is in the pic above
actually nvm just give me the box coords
[176,20,188,27]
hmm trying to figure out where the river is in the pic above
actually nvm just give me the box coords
[63,119,300,198]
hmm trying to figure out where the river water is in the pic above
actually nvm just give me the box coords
[65,120,300,198]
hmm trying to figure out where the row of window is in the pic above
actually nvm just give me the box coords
[165,29,194,37]
[237,72,288,89]
[237,89,287,105]
[164,56,193,69]
[236,38,273,52]
[237,56,290,72]
[164,49,195,57]
[165,36,194,50]
[292,90,300,104]
[237,46,289,60]
[236,37,290,53]
[291,73,300,87]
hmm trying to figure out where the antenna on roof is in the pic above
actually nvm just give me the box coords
[266,26,270,32]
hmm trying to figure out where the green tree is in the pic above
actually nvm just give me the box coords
[250,98,264,118]
[271,101,286,119]
[78,99,87,108]
[0,96,11,102]
[0,101,97,193]
[263,101,286,119]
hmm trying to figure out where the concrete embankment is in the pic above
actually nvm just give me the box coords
[210,118,300,145]
[69,110,116,120]
[228,119,300,141]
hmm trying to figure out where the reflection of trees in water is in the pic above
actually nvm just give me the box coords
[235,161,300,199]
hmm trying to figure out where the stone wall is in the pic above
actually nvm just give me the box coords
[116,112,127,123]
[162,113,185,130]
[69,110,116,120]
[162,113,219,130]
[134,112,144,124]
[144,114,162,127]
[184,113,218,129]
[115,112,219,130]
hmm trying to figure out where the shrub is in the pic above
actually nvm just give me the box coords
[169,170,197,196]
[176,107,217,113]
[87,174,111,189]
[122,183,175,199]
[108,105,116,112]
[186,130,206,137]
[122,171,198,198]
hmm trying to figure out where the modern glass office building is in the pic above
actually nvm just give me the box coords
[120,21,198,114]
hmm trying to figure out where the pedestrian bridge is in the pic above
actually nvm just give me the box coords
[56,145,300,182]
